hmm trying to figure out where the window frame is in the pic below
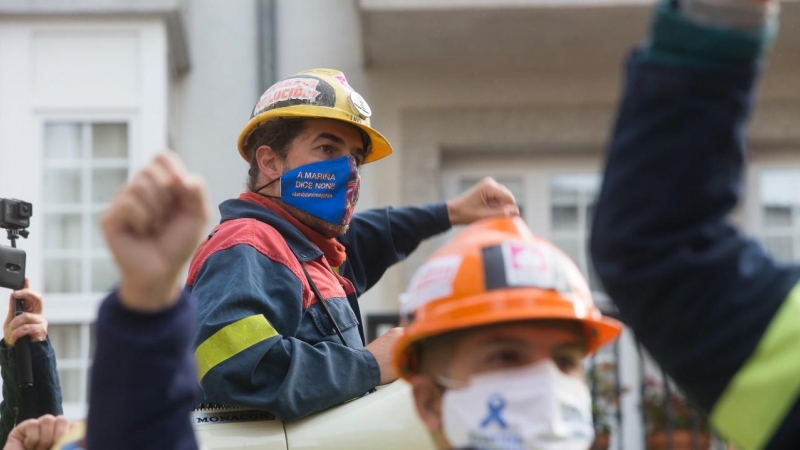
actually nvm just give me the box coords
[37,114,136,419]
[753,166,800,262]
[48,321,95,419]
[42,121,130,294]
[548,173,602,289]
[742,151,800,258]
[37,113,137,311]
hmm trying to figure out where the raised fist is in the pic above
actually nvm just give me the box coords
[102,152,209,312]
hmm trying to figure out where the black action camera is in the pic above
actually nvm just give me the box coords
[0,198,33,389]
[0,198,32,231]
[0,198,32,291]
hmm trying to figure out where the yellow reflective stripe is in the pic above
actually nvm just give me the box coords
[195,314,278,381]
[711,281,800,450]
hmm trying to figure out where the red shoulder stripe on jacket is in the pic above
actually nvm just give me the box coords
[186,219,306,300]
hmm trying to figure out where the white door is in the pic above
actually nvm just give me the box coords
[0,18,169,419]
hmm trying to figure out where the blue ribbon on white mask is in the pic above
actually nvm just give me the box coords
[480,394,508,429]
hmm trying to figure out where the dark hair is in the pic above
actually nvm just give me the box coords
[245,118,309,191]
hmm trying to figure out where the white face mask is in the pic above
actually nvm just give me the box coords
[439,360,595,450]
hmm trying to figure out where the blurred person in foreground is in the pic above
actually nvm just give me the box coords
[393,216,622,450]
[4,152,209,450]
[0,278,62,445]
[188,68,519,421]
[590,0,798,448]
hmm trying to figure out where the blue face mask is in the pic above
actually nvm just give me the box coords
[258,155,361,227]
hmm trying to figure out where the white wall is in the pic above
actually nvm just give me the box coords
[171,0,260,228]
[273,0,403,317]
[0,17,170,419]
[0,18,168,316]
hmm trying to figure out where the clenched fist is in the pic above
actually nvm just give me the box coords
[3,415,71,450]
[102,152,209,312]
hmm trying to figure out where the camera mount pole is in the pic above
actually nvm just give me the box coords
[6,227,34,390]
[6,228,29,249]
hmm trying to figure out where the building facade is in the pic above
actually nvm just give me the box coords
[0,0,798,446]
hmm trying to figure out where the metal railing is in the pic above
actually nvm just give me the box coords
[586,335,723,450]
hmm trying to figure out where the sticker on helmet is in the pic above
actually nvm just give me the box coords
[501,242,556,289]
[334,73,354,92]
[349,91,372,119]
[251,76,337,117]
[401,255,463,314]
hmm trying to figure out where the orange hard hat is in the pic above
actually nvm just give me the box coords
[393,216,622,379]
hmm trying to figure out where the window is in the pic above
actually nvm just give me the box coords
[43,123,128,294]
[760,170,800,262]
[42,122,128,417]
[49,323,95,418]
[549,174,602,289]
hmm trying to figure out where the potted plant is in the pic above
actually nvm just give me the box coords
[592,402,612,450]
[642,375,710,450]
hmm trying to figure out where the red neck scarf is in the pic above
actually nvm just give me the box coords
[240,191,347,267]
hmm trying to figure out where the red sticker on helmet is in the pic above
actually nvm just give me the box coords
[253,78,321,115]
[501,242,556,289]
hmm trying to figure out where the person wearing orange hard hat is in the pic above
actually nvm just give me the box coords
[394,216,622,450]
[186,68,520,422]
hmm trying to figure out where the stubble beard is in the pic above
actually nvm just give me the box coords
[277,200,350,239]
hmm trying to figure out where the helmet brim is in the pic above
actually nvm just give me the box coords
[236,105,393,165]
[393,288,624,379]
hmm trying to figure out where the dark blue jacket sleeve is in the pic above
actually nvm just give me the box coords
[590,4,800,449]
[338,203,451,295]
[87,290,199,450]
[0,339,62,445]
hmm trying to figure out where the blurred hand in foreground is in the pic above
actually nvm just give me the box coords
[102,152,209,312]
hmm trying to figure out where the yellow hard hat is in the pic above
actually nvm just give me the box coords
[393,216,623,379]
[237,68,392,164]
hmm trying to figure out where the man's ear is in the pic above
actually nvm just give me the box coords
[255,145,283,183]
[410,375,443,433]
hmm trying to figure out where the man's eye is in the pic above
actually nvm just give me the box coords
[553,355,579,373]
[320,145,335,155]
[487,350,523,367]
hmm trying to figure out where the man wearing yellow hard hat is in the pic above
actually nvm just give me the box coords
[394,216,622,450]
[186,69,519,421]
